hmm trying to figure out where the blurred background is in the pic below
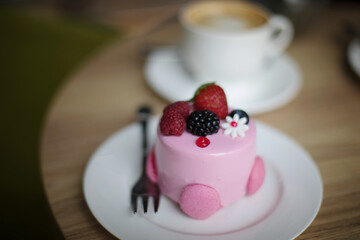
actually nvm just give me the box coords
[0,0,358,239]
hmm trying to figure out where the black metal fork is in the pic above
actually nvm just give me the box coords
[130,106,160,213]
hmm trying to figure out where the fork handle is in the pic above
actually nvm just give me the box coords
[141,118,148,173]
[138,106,151,175]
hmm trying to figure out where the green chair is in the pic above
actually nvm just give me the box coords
[0,7,117,239]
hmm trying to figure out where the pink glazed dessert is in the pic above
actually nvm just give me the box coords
[146,83,265,219]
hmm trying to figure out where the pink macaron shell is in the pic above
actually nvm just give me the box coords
[180,184,222,220]
[246,156,265,195]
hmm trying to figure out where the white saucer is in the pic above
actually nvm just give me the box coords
[145,47,302,115]
[83,117,322,240]
[347,39,360,78]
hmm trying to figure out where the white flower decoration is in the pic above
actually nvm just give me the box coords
[221,114,249,138]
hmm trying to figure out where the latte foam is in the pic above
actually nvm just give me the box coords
[182,1,268,32]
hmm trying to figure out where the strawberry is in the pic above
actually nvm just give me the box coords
[192,83,228,119]
[163,101,191,119]
[160,109,186,136]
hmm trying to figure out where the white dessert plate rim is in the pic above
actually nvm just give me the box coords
[144,46,302,115]
[83,117,323,240]
[347,39,360,78]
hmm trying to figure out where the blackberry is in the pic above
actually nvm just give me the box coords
[186,110,220,136]
[229,109,249,124]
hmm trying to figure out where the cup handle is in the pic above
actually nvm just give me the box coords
[266,15,294,58]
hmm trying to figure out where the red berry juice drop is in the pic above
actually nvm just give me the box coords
[196,136,210,148]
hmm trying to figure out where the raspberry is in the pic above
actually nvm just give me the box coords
[163,101,191,119]
[160,109,186,136]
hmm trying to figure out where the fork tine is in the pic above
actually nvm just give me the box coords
[142,196,148,213]
[153,196,160,213]
[131,195,137,213]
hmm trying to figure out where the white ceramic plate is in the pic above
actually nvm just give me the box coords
[347,39,360,78]
[145,47,302,115]
[83,117,322,240]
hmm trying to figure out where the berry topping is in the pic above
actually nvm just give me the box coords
[192,83,228,119]
[160,109,185,136]
[186,110,220,136]
[163,101,191,119]
[229,109,249,124]
[196,137,210,148]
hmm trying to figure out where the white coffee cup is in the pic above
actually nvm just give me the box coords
[179,0,294,82]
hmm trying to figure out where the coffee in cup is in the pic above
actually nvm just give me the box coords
[182,1,267,31]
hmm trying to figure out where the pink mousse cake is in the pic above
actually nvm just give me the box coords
[146,83,265,219]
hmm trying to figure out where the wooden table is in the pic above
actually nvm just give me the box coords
[41,3,360,239]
